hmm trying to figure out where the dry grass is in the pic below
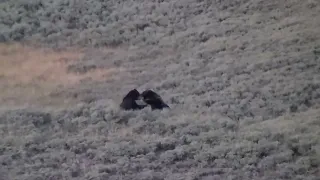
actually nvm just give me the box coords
[0,43,118,108]
[0,0,320,179]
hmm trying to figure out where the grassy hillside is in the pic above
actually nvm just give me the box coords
[0,0,320,179]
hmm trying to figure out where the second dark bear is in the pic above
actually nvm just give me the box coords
[141,90,170,110]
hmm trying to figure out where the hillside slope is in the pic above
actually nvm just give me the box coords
[0,0,320,180]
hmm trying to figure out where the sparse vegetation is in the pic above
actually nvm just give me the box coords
[0,0,320,179]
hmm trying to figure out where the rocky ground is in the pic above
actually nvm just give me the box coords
[0,0,320,179]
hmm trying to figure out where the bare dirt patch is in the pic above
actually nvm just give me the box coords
[0,43,117,109]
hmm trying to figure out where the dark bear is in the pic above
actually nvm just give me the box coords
[141,90,170,110]
[120,89,147,110]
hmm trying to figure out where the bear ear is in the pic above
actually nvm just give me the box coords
[122,89,140,100]
[131,89,141,94]
[133,89,140,93]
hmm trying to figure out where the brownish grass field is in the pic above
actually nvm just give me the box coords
[0,43,118,109]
